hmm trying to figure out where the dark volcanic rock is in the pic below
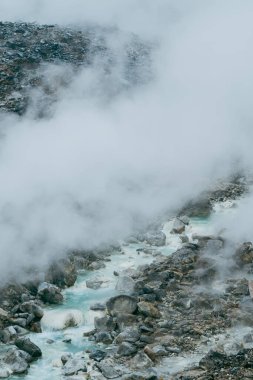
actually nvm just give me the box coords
[37,282,63,304]
[15,337,42,358]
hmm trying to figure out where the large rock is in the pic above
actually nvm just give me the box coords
[63,357,87,376]
[96,359,124,379]
[129,352,153,370]
[171,218,185,234]
[2,348,31,374]
[94,316,116,331]
[45,258,77,288]
[86,279,103,290]
[15,337,42,359]
[117,342,137,357]
[137,301,161,318]
[115,276,135,294]
[115,328,140,344]
[19,301,44,319]
[143,231,166,247]
[234,242,253,266]
[37,282,63,304]
[106,295,137,316]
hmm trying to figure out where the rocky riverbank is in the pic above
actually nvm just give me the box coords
[0,179,251,379]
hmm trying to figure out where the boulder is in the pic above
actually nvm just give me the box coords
[15,337,42,359]
[46,258,77,288]
[86,279,103,290]
[96,358,123,378]
[115,276,135,294]
[114,328,140,344]
[89,349,107,362]
[143,231,166,247]
[94,316,116,331]
[63,358,87,376]
[234,242,253,266]
[117,342,137,357]
[137,301,161,318]
[2,348,31,374]
[106,295,137,316]
[171,218,185,234]
[19,301,44,319]
[129,352,153,370]
[37,282,63,304]
[95,331,113,344]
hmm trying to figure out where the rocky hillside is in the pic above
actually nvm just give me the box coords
[0,22,151,115]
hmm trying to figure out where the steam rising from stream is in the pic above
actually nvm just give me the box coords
[0,0,253,281]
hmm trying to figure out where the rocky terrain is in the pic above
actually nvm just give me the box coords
[0,178,251,379]
[0,20,252,380]
[0,21,151,116]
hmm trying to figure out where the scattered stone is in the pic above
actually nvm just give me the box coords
[106,295,137,316]
[137,301,161,318]
[63,357,87,376]
[117,342,138,357]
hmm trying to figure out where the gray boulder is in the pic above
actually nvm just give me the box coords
[86,279,103,290]
[19,301,44,319]
[106,295,137,316]
[37,282,63,304]
[115,276,135,294]
[115,328,140,344]
[171,218,185,234]
[117,342,137,357]
[63,357,87,376]
[94,316,116,331]
[2,348,31,374]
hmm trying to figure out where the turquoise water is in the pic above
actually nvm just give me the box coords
[8,213,218,379]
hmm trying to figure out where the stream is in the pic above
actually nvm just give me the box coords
[7,200,241,379]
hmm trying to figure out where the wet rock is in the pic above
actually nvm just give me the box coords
[90,303,106,311]
[89,349,107,362]
[19,301,44,319]
[94,316,116,332]
[172,369,208,379]
[2,348,31,374]
[115,276,135,294]
[63,357,87,376]
[0,368,12,378]
[115,328,140,344]
[106,295,137,316]
[86,279,103,290]
[137,301,161,318]
[143,231,166,246]
[180,196,212,217]
[115,313,138,331]
[61,353,73,365]
[144,345,167,361]
[234,242,253,266]
[15,337,42,358]
[88,261,106,271]
[37,282,63,304]
[171,218,186,234]
[46,258,77,288]
[96,358,123,378]
[95,331,113,344]
[129,352,153,370]
[117,342,137,357]
[121,371,158,380]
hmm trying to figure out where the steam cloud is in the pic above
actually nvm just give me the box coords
[0,0,252,281]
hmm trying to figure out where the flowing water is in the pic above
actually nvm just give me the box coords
[7,199,242,379]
